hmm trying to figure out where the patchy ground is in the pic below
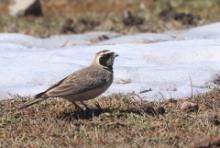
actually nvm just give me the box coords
[1,0,220,37]
[0,90,220,147]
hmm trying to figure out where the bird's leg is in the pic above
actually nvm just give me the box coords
[72,102,84,111]
[95,101,102,110]
[80,101,91,111]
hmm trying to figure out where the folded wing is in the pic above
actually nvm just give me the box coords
[45,67,111,97]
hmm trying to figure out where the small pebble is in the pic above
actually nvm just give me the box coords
[180,101,199,112]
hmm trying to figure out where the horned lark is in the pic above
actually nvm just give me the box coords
[19,50,118,110]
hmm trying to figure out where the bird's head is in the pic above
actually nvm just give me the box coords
[92,50,119,70]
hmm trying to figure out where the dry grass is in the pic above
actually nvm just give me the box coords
[0,90,220,147]
[0,0,220,37]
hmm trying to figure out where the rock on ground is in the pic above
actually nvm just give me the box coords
[180,101,199,112]
[9,0,42,17]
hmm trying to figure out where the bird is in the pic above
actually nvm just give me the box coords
[18,50,119,110]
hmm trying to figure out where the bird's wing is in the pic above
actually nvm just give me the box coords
[45,67,111,97]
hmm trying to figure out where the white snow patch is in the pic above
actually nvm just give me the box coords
[1,23,220,101]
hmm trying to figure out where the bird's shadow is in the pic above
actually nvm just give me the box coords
[56,105,160,121]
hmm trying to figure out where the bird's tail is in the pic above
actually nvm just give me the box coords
[18,92,48,110]
[34,91,47,99]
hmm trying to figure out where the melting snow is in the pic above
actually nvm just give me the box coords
[1,23,220,100]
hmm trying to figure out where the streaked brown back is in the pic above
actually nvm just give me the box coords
[45,65,113,97]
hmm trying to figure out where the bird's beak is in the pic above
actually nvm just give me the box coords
[114,53,119,58]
